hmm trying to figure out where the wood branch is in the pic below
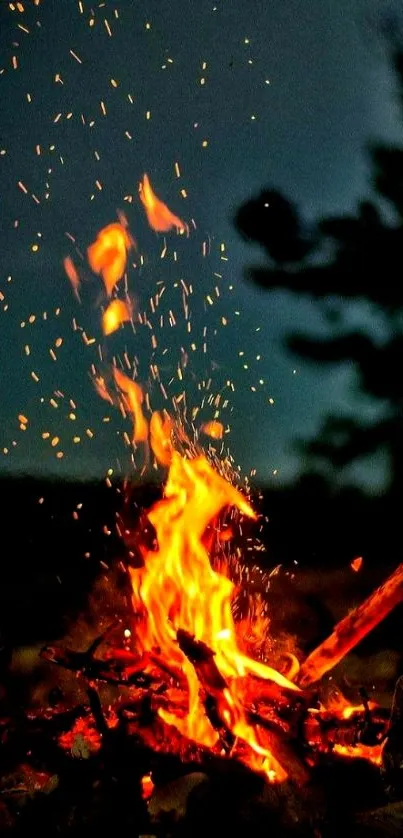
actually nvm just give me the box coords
[148,650,188,689]
[177,629,228,693]
[87,686,110,737]
[41,643,153,687]
[250,720,311,786]
[298,563,403,688]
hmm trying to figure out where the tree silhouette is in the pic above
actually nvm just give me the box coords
[235,46,403,496]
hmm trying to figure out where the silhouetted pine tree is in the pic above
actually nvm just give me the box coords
[235,48,403,496]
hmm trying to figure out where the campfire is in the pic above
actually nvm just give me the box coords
[38,450,401,777]
[40,439,403,783]
[2,178,403,836]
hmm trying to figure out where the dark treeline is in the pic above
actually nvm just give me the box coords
[235,41,403,507]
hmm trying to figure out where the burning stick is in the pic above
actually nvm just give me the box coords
[176,630,310,783]
[298,563,403,688]
[41,627,153,688]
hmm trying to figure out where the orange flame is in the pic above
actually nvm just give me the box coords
[201,420,224,440]
[63,256,81,300]
[333,743,382,766]
[113,367,149,443]
[350,556,363,573]
[150,411,174,466]
[102,299,131,336]
[130,451,299,781]
[341,701,376,720]
[139,174,187,234]
[94,375,114,405]
[141,773,154,800]
[87,223,133,296]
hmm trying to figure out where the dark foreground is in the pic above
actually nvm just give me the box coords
[0,474,402,836]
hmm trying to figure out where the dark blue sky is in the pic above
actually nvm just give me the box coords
[0,0,401,487]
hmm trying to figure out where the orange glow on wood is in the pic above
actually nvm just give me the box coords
[298,562,403,688]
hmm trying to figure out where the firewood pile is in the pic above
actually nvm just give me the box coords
[0,563,403,838]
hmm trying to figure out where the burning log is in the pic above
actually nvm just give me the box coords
[177,629,311,784]
[297,563,403,688]
[40,626,390,784]
[40,642,153,687]
[177,629,228,694]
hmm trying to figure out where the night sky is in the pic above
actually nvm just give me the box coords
[1,0,401,487]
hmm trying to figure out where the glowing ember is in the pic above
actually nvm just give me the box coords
[139,173,187,233]
[141,773,155,800]
[350,556,363,573]
[340,702,376,720]
[333,743,382,766]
